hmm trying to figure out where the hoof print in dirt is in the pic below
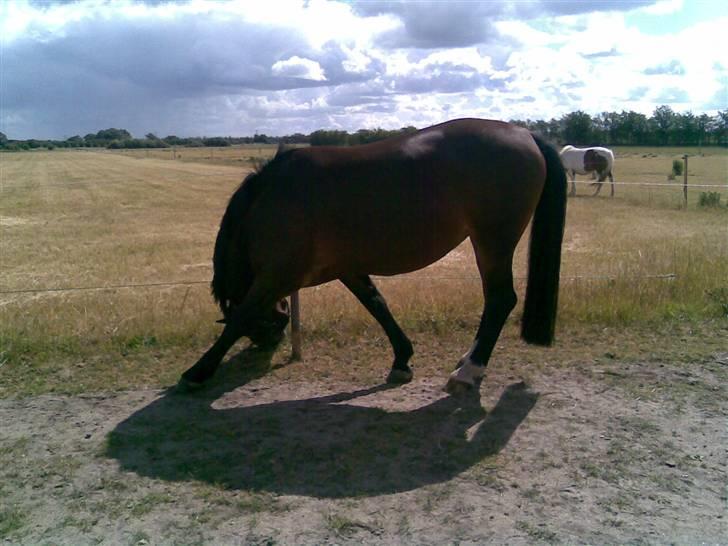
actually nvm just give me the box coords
[386,368,414,384]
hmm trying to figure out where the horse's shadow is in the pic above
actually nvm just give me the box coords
[106,348,538,498]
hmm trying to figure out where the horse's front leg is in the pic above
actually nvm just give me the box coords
[178,276,287,391]
[569,171,577,196]
[592,171,607,196]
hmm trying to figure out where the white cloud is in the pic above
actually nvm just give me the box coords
[0,0,724,139]
[639,0,684,15]
[271,57,326,81]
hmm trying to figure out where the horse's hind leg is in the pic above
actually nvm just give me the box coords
[445,248,516,393]
[609,171,614,197]
[340,274,414,384]
[178,275,288,391]
[569,171,577,196]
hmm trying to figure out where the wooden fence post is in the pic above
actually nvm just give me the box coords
[290,291,302,361]
[683,154,688,209]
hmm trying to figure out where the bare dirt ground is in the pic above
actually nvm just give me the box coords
[1,346,726,545]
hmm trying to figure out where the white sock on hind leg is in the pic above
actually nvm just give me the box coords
[449,358,485,386]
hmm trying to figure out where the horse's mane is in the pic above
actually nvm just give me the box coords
[211,145,293,316]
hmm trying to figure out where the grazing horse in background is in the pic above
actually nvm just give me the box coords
[178,118,567,395]
[559,145,615,197]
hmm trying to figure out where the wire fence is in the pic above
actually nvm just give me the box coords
[2,179,725,192]
[571,180,726,189]
[0,273,679,297]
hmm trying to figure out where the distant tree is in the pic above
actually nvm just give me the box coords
[107,138,169,149]
[163,135,184,145]
[674,111,698,145]
[695,114,711,146]
[711,110,728,146]
[279,133,309,144]
[561,111,594,145]
[96,128,132,141]
[310,129,349,146]
[202,137,230,147]
[65,135,84,147]
[602,110,650,145]
[651,105,675,146]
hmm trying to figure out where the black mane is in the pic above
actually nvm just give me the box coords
[210,148,291,315]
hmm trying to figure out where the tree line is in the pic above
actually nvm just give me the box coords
[512,106,726,147]
[1,106,725,151]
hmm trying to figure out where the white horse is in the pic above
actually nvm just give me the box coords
[560,145,615,197]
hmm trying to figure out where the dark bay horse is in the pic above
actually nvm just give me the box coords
[179,118,567,394]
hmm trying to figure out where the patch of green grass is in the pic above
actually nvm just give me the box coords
[521,486,543,501]
[324,512,367,538]
[0,437,30,459]
[618,416,661,435]
[129,530,151,546]
[515,520,558,543]
[0,507,27,538]
[579,460,602,479]
[129,492,175,517]
[33,454,82,485]
[469,459,506,491]
[599,493,638,516]
[59,513,98,534]
[234,492,288,514]
[420,483,455,513]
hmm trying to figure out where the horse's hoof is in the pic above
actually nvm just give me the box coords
[175,376,204,394]
[443,377,474,396]
[386,368,413,384]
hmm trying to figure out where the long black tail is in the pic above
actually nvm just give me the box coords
[521,133,567,345]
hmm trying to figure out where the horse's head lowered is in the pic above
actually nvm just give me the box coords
[218,299,290,349]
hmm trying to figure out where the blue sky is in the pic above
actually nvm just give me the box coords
[1,0,726,139]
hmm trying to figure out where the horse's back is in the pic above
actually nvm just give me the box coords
[246,119,547,284]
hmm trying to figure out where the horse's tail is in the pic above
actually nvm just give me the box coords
[211,172,264,319]
[521,133,567,346]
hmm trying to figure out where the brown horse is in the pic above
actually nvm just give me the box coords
[179,118,567,394]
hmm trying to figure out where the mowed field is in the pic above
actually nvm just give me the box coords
[1,146,726,544]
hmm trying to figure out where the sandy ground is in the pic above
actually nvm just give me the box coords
[1,352,726,545]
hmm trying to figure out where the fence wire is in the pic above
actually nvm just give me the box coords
[571,180,726,188]
[0,274,678,297]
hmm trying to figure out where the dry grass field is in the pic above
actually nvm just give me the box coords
[1,145,726,544]
[108,143,284,168]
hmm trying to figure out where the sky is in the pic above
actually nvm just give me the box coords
[1,0,726,139]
